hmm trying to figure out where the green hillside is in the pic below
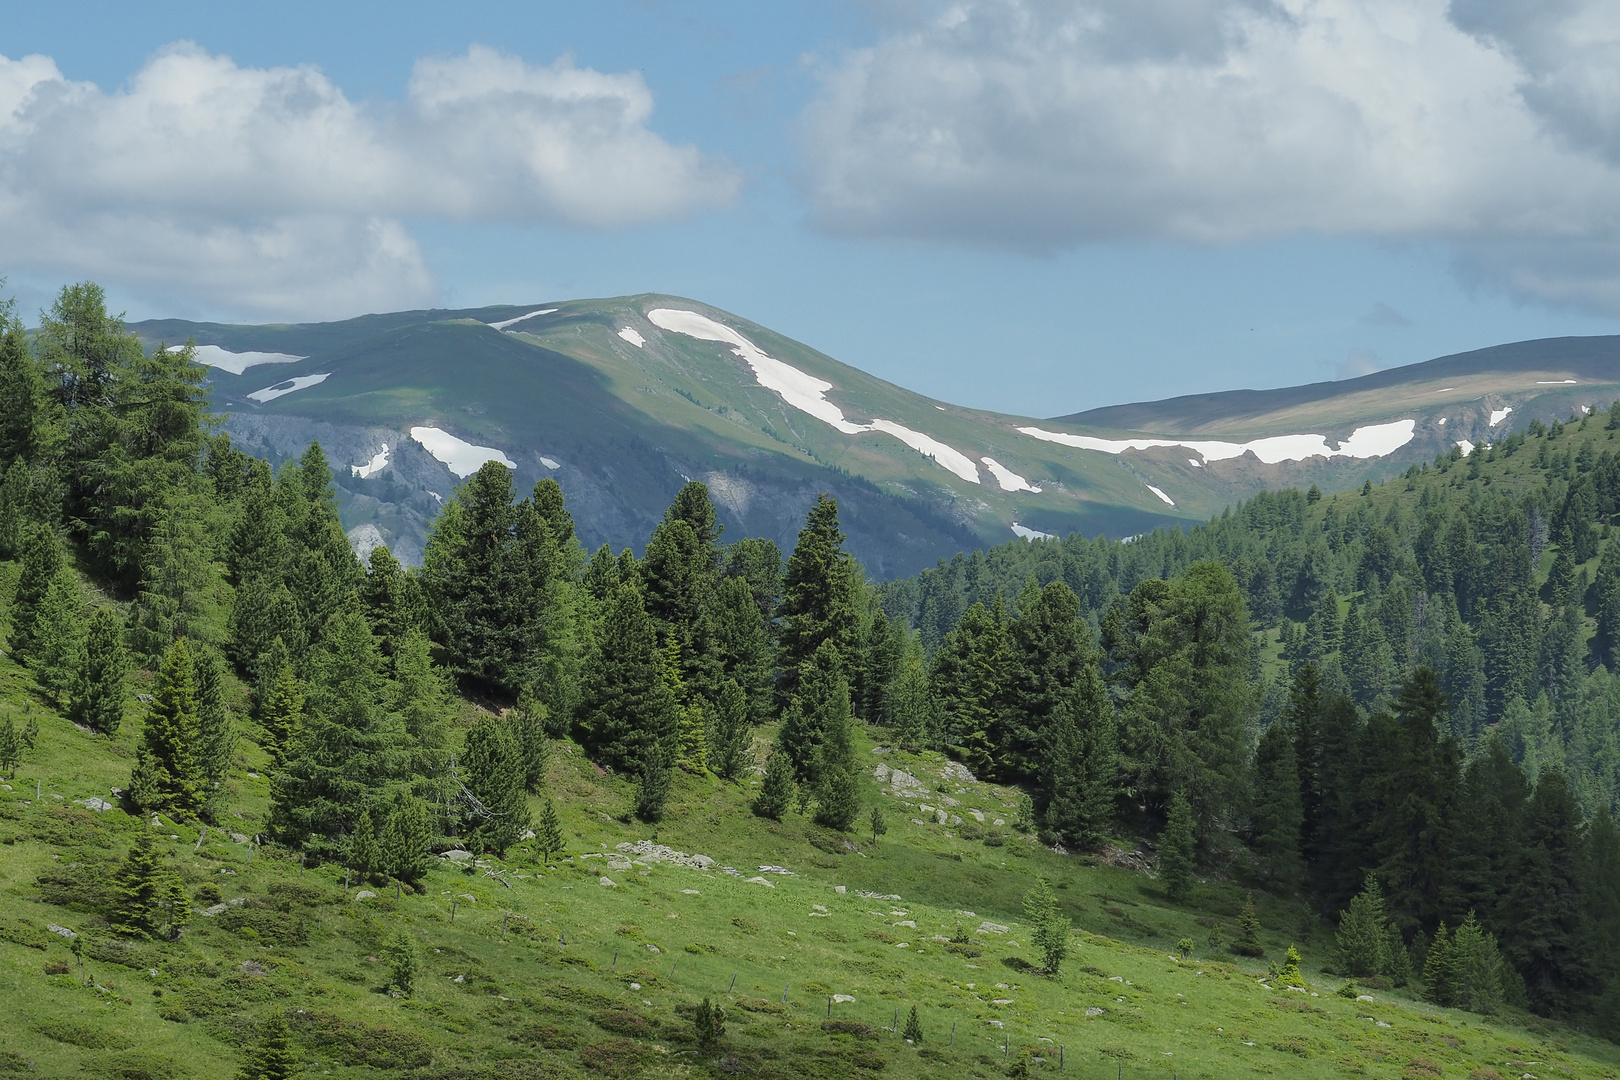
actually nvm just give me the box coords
[2,281,1620,1080]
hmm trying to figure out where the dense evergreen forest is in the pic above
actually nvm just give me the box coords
[2,283,1619,1049]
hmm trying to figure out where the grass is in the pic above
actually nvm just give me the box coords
[2,657,1619,1080]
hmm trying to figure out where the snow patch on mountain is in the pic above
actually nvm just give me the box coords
[170,343,306,375]
[487,309,556,331]
[617,327,646,348]
[352,444,389,479]
[1146,484,1175,506]
[1016,419,1416,465]
[981,457,1040,493]
[1490,407,1513,425]
[410,426,516,477]
[647,308,981,484]
[247,373,330,403]
[1011,523,1053,540]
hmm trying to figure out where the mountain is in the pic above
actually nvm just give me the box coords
[130,299,1620,577]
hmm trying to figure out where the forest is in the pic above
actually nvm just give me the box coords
[1,282,1618,1056]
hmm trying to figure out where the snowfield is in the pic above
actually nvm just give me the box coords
[981,457,1040,493]
[1011,523,1054,540]
[247,373,330,403]
[1456,440,1476,456]
[1016,419,1416,465]
[1490,408,1513,425]
[351,444,389,479]
[647,308,981,484]
[486,309,557,331]
[410,426,516,477]
[617,327,646,348]
[168,344,305,375]
[1146,484,1175,506]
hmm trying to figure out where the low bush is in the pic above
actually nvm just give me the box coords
[820,1020,878,1039]
[35,1020,132,1050]
[289,1009,433,1068]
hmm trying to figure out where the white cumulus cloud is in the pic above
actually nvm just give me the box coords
[798,0,1620,312]
[0,43,738,318]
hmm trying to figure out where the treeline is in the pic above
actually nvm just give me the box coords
[3,283,1620,1037]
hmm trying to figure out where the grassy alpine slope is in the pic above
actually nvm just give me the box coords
[3,637,1619,1078]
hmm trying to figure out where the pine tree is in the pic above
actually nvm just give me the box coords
[1023,877,1070,974]
[754,750,795,820]
[1001,580,1092,778]
[1500,769,1590,1015]
[193,645,235,817]
[928,601,1005,777]
[693,996,726,1049]
[349,807,381,881]
[511,689,550,792]
[1160,791,1197,903]
[885,635,936,751]
[903,1004,923,1042]
[706,678,753,782]
[635,744,673,823]
[130,638,205,816]
[1335,875,1390,978]
[1425,922,1459,1006]
[236,1011,300,1080]
[0,717,20,778]
[811,669,859,831]
[1250,721,1304,884]
[777,641,847,784]
[71,607,128,735]
[533,797,564,863]
[1040,673,1117,850]
[461,715,530,856]
[778,494,860,699]
[1450,911,1505,1014]
[384,929,417,996]
[108,828,190,938]
[10,522,63,661]
[665,639,708,773]
[29,568,84,706]
[695,574,774,724]
[380,791,434,887]
[257,654,304,766]
[1233,895,1264,957]
[576,579,678,776]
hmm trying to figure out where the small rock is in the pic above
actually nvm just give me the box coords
[1356,994,1374,1002]
[453,974,465,982]
[834,885,846,894]
[355,890,377,901]
[646,944,661,953]
[919,804,935,816]
[967,808,985,822]
[606,855,633,871]
[1376,1021,1392,1028]
[812,904,829,912]
[74,797,114,812]
[956,910,977,917]
[894,920,916,928]
[520,829,535,840]
[441,849,474,862]
[873,764,891,781]
[832,994,855,1003]
[200,903,229,917]
[46,924,76,939]
[894,942,910,948]
[745,876,774,887]
[1085,1007,1105,1016]
[681,889,700,895]
[987,1020,1004,1028]
[240,960,266,976]
[630,982,641,990]
[992,998,1014,1005]
[245,773,260,779]
[978,921,1010,935]
[230,833,250,845]
[598,877,617,888]
[910,818,926,826]
[993,818,1006,827]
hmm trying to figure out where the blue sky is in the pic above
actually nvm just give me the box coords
[5,0,1620,417]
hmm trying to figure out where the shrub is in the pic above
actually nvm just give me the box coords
[592,1010,655,1037]
[384,930,416,997]
[821,1020,878,1039]
[693,997,726,1048]
[579,1039,656,1079]
[35,1021,132,1050]
[288,1010,432,1068]
[44,959,70,975]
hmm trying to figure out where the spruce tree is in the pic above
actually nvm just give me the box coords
[576,579,678,776]
[510,689,551,792]
[1002,580,1091,777]
[193,645,235,817]
[349,807,381,882]
[1250,721,1304,884]
[389,629,452,769]
[257,654,304,766]
[635,744,673,823]
[29,568,84,706]
[380,791,434,887]
[109,828,191,938]
[10,520,63,661]
[130,495,223,657]
[533,797,564,863]
[1375,667,1459,931]
[1450,911,1505,1014]
[885,636,936,751]
[236,1011,300,1080]
[754,750,795,820]
[130,638,205,816]
[1500,769,1590,1015]
[0,717,19,778]
[811,667,859,830]
[778,494,860,698]
[1335,875,1390,977]
[706,677,753,782]
[1425,922,1459,1005]
[776,641,846,783]
[1040,673,1117,850]
[461,715,530,856]
[71,606,128,735]
[928,601,1005,777]
[1023,877,1070,974]
[384,929,417,997]
[903,1004,922,1043]
[665,639,708,773]
[1233,895,1264,957]
[695,574,774,724]
[693,996,726,1049]
[1160,791,1197,903]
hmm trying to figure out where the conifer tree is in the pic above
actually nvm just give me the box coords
[11,522,64,661]
[1250,721,1304,884]
[1375,667,1459,931]
[29,567,85,706]
[1160,791,1197,903]
[706,677,753,782]
[1450,911,1505,1014]
[71,606,128,735]
[576,579,678,776]
[1425,922,1459,1005]
[229,576,305,678]
[776,641,846,783]
[1233,895,1264,957]
[695,574,774,723]
[257,653,304,766]
[0,303,49,470]
[754,750,795,820]
[0,717,19,778]
[384,929,417,997]
[533,797,563,863]
[1336,875,1390,977]
[811,666,859,830]
[885,635,936,751]
[236,1011,300,1080]
[635,743,673,822]
[389,629,452,769]
[693,996,726,1049]
[130,638,205,816]
[1002,580,1091,777]
[109,828,191,938]
[193,645,235,816]
[928,601,1005,776]
[1277,944,1307,988]
[461,715,530,856]
[903,1004,922,1042]
[1040,674,1117,850]
[510,688,550,792]
[380,791,434,887]
[778,494,860,698]
[1023,876,1070,974]
[664,639,708,773]
[131,495,223,656]
[1500,769,1589,1014]
[349,807,381,882]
